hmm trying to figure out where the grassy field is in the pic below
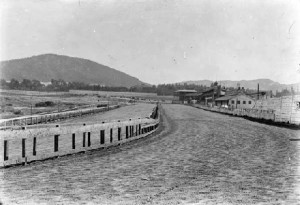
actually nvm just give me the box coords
[0,90,173,119]
[0,89,118,119]
[0,89,172,120]
[70,89,174,101]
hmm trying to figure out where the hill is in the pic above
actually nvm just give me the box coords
[0,54,147,88]
[180,79,300,92]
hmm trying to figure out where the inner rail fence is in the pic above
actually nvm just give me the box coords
[0,105,161,168]
[0,104,122,129]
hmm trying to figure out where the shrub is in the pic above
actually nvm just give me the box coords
[97,104,108,108]
[13,110,22,115]
[45,101,55,106]
[35,101,55,107]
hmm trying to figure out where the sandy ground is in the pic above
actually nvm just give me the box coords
[0,104,299,204]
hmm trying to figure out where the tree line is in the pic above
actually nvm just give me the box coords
[0,79,130,92]
[0,78,298,97]
[274,87,298,97]
[0,78,208,95]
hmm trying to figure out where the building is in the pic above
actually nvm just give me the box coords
[247,91,267,100]
[215,94,255,109]
[173,90,198,104]
[185,93,203,104]
[199,83,226,106]
[225,83,267,100]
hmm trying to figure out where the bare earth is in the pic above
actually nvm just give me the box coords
[0,104,299,204]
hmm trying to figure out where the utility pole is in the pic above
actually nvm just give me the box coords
[30,95,33,125]
[257,83,260,100]
[30,96,33,116]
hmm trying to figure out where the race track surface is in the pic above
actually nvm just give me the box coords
[1,104,299,204]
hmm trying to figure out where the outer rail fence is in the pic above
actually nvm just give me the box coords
[0,105,160,168]
[0,104,122,129]
[193,104,300,125]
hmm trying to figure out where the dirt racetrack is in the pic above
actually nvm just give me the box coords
[1,104,299,204]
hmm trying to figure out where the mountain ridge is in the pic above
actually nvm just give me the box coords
[179,79,299,92]
[0,54,147,88]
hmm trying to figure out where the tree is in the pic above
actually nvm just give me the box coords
[0,79,8,88]
[20,79,32,90]
[9,78,20,89]
[32,79,43,90]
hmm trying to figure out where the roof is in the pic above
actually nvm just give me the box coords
[202,88,214,93]
[215,95,235,101]
[215,94,255,101]
[174,90,197,93]
[185,93,202,97]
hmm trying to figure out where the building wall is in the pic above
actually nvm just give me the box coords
[215,100,229,107]
[228,95,255,109]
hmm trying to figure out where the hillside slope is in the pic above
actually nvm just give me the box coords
[0,54,146,88]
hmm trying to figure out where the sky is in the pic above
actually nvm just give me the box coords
[0,0,300,85]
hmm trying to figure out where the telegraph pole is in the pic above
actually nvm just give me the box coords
[30,95,33,125]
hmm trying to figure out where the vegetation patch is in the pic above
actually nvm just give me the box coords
[13,110,22,115]
[35,101,55,107]
[96,104,108,108]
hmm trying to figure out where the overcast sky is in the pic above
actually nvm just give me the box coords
[0,0,299,85]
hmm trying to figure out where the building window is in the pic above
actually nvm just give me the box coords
[231,100,235,104]
[33,137,37,155]
[131,126,134,137]
[100,130,105,144]
[54,135,59,152]
[83,132,86,147]
[243,101,246,104]
[237,101,240,104]
[139,124,141,135]
[88,132,91,147]
[72,134,75,149]
[118,127,121,141]
[249,101,252,104]
[110,128,113,143]
[4,140,8,161]
[22,138,26,158]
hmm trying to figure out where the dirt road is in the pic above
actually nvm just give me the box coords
[1,104,299,204]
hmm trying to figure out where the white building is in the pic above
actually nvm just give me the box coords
[215,94,255,109]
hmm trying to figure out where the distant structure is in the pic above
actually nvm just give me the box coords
[173,90,199,104]
[214,83,267,108]
[199,82,226,106]
[173,83,269,107]
[224,83,266,100]
[215,94,255,109]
